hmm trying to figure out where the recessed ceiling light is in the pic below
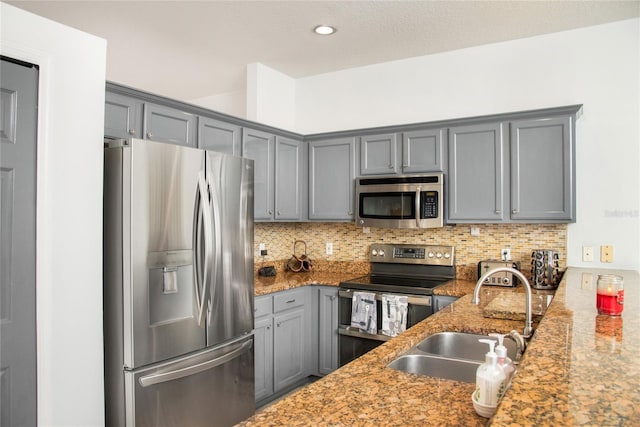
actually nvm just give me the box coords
[314,25,337,36]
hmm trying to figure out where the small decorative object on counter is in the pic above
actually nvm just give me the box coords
[473,339,505,417]
[286,240,313,272]
[596,274,624,316]
[489,333,515,384]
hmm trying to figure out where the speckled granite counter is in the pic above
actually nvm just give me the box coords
[243,267,639,426]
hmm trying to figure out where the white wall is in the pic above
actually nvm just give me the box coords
[291,19,639,271]
[190,88,247,119]
[246,62,297,130]
[1,4,107,426]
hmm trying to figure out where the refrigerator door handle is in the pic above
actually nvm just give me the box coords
[138,338,252,388]
[193,172,213,326]
[206,171,223,325]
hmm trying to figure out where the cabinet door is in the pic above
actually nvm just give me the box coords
[360,133,398,175]
[242,128,275,221]
[273,308,306,392]
[308,138,357,220]
[318,287,339,375]
[254,315,274,402]
[448,123,507,222]
[402,128,446,173]
[143,103,196,146]
[198,117,240,156]
[275,136,305,220]
[434,295,458,312]
[104,92,143,139]
[510,116,574,221]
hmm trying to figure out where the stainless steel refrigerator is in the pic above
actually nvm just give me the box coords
[103,138,255,427]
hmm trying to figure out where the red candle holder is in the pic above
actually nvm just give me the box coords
[596,274,624,316]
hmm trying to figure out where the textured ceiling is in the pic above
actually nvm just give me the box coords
[8,1,640,103]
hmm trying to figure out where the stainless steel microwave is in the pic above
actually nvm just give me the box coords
[355,173,444,229]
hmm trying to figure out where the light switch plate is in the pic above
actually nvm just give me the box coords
[600,245,614,263]
[582,246,594,262]
[581,273,593,290]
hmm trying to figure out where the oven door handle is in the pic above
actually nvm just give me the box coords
[339,289,432,306]
[338,326,392,342]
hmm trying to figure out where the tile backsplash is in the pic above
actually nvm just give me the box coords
[255,222,567,280]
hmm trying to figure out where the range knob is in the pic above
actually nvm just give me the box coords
[378,249,385,256]
[436,252,443,259]
[371,249,378,256]
[428,252,435,258]
[444,252,451,259]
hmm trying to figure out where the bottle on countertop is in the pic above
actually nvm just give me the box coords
[474,339,506,407]
[489,333,515,384]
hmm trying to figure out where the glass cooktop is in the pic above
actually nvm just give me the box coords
[340,274,450,295]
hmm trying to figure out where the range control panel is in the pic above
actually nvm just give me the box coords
[369,244,455,266]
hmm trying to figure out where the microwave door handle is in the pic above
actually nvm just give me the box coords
[415,187,421,228]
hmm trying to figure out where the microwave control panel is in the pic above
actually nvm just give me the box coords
[421,191,439,219]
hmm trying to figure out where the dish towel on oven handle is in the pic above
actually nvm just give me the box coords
[381,294,408,337]
[350,291,377,335]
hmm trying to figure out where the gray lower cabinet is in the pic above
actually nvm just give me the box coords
[433,295,458,312]
[308,137,357,220]
[198,116,241,155]
[360,133,398,175]
[447,122,508,222]
[402,128,446,173]
[254,288,311,404]
[143,102,197,146]
[509,116,574,221]
[104,91,143,139]
[317,287,339,375]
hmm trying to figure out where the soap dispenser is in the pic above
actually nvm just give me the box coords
[474,339,506,407]
[489,333,515,383]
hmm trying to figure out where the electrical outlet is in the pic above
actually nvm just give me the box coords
[470,227,480,236]
[581,273,593,290]
[582,246,594,262]
[601,245,614,263]
[259,243,265,251]
[260,249,268,256]
[501,248,511,261]
[326,242,333,255]
[363,227,371,234]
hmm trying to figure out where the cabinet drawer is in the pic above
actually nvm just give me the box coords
[254,296,272,318]
[273,288,306,313]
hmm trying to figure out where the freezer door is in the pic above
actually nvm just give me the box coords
[124,335,254,427]
[205,152,254,346]
[127,140,207,368]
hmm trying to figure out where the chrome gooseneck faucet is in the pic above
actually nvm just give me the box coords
[471,267,534,338]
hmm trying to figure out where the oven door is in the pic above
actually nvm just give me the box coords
[337,289,432,366]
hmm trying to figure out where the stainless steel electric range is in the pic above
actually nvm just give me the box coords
[338,243,455,366]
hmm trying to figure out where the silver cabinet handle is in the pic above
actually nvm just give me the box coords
[277,211,281,215]
[512,209,518,214]
[146,132,153,139]
[268,210,273,215]
[495,210,501,214]
[139,339,252,387]
[128,128,135,135]
[266,325,271,330]
[285,299,296,304]
[277,322,281,327]
[388,164,394,169]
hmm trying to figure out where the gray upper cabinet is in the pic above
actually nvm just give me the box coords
[144,102,197,146]
[198,116,241,156]
[510,116,574,221]
[308,137,357,221]
[360,133,398,175]
[448,122,507,222]
[242,128,275,221]
[448,113,577,224]
[275,136,306,221]
[402,128,446,173]
[104,91,143,139]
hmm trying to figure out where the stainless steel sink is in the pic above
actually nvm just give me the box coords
[387,354,481,383]
[417,331,518,361]
[387,331,519,383]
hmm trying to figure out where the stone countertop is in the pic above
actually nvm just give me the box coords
[244,267,640,426]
